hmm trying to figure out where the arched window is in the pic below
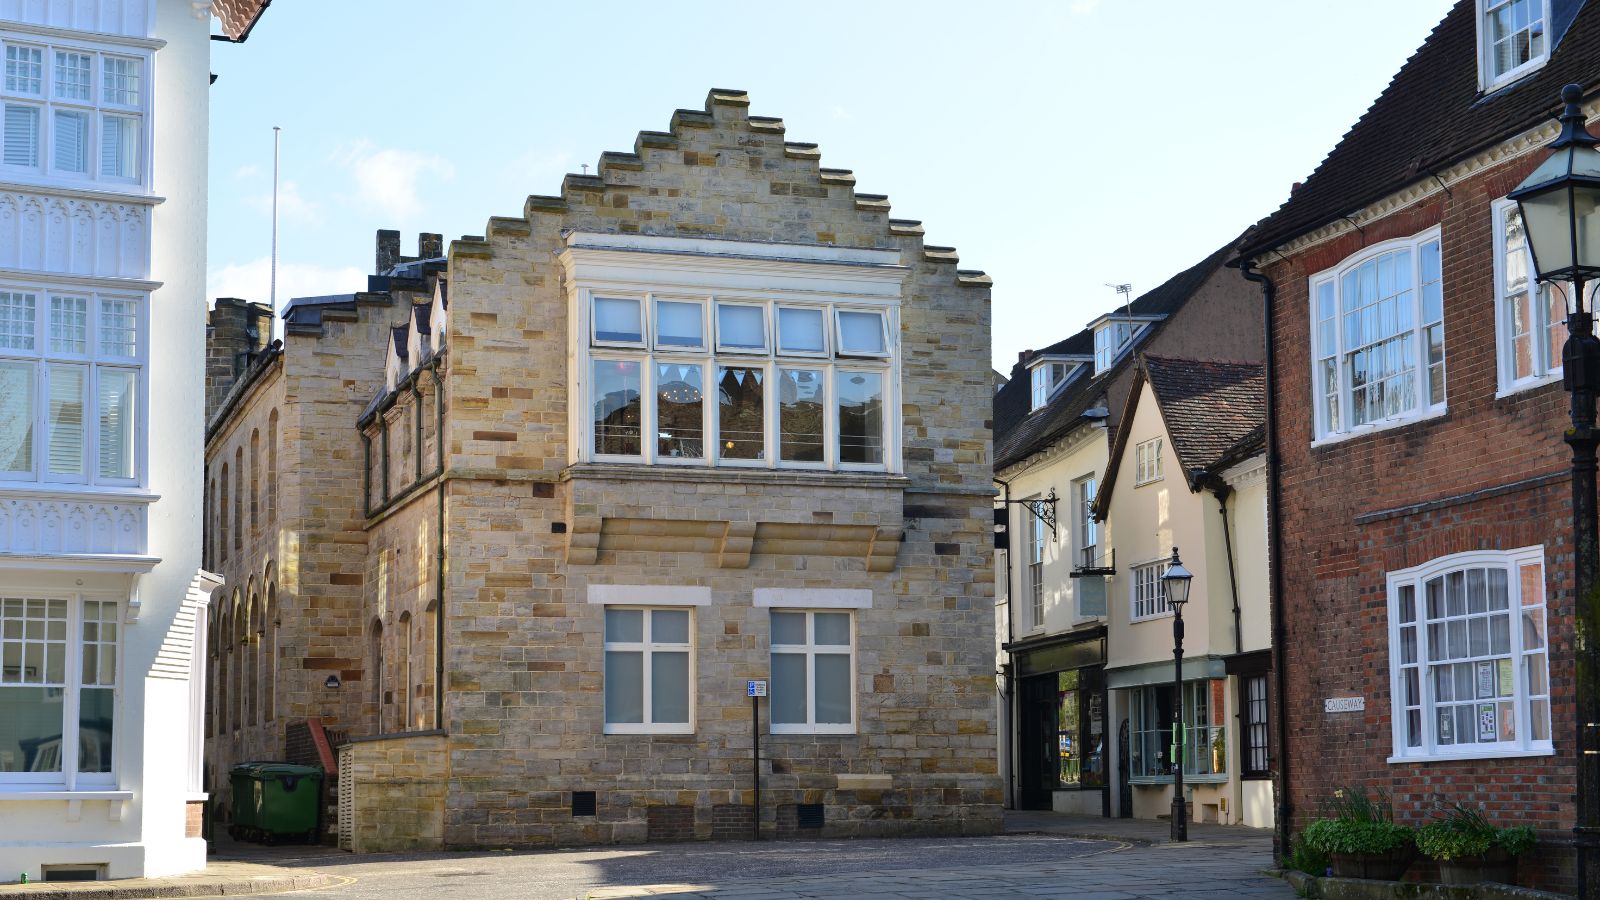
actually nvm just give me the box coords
[369,619,384,733]
[398,611,413,730]
[231,590,244,732]
[218,597,232,735]
[425,600,438,731]
[243,582,257,728]
[263,582,277,723]
[267,410,279,524]
[219,465,230,563]
[205,611,217,739]
[233,447,243,552]
[249,429,260,538]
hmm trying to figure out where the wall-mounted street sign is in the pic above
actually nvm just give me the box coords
[747,680,768,698]
[1324,696,1365,713]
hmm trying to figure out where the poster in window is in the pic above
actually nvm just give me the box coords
[1478,703,1497,742]
[1476,661,1494,700]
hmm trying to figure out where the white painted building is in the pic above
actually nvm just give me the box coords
[0,0,266,882]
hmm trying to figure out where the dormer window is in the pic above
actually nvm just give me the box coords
[1028,357,1085,412]
[1093,321,1138,374]
[1479,0,1550,91]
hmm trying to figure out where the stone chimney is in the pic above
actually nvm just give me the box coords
[205,298,275,422]
[376,229,402,275]
[419,232,443,259]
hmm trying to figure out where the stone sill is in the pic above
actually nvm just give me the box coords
[564,463,909,491]
[0,791,131,801]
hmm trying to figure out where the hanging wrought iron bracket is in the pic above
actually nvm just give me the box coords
[1006,488,1058,541]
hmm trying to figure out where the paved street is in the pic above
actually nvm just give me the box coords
[214,826,1291,899]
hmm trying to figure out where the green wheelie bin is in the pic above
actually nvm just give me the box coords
[228,762,323,844]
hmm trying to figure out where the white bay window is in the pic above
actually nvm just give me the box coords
[0,287,143,484]
[1,594,118,785]
[1387,547,1553,762]
[1494,198,1570,393]
[0,38,145,186]
[1309,229,1445,442]
[583,294,894,471]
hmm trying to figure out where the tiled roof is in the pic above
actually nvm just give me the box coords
[993,242,1236,470]
[1142,356,1265,476]
[1240,0,1600,257]
[213,0,272,42]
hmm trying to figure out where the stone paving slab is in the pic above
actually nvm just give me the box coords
[0,861,341,900]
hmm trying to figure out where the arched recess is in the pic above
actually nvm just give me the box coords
[219,465,230,563]
[205,611,218,739]
[424,598,439,731]
[397,611,413,729]
[233,447,243,552]
[249,429,260,538]
[263,582,278,723]
[231,589,245,732]
[369,618,385,733]
[267,409,279,524]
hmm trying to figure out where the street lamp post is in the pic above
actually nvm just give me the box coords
[1162,547,1194,843]
[1509,83,1600,900]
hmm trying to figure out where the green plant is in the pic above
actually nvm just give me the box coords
[1300,786,1414,857]
[1415,803,1537,861]
[1286,835,1330,878]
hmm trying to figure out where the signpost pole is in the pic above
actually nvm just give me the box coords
[752,692,761,841]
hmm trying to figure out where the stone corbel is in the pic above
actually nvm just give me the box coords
[191,1,214,20]
[567,516,602,565]
[866,526,902,573]
[718,521,756,569]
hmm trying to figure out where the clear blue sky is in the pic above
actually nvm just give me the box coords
[204,1,1456,372]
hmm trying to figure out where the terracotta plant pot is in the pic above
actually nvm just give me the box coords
[1437,848,1517,886]
[1329,847,1416,881]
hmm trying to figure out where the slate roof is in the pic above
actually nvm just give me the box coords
[993,242,1236,471]
[1240,0,1600,258]
[1093,356,1265,517]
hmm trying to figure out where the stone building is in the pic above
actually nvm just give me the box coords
[203,89,1000,850]
[1235,0,1600,891]
[0,0,270,882]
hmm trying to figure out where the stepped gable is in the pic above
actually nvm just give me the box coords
[993,242,1236,471]
[1240,0,1600,258]
[455,88,987,286]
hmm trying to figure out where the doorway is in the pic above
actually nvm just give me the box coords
[1017,675,1058,810]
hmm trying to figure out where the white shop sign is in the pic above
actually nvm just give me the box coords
[1324,696,1365,713]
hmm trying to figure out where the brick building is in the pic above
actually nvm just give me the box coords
[203,89,1000,850]
[1235,1,1600,890]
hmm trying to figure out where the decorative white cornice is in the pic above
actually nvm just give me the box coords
[0,180,164,207]
[0,268,160,293]
[996,419,1108,482]
[1262,103,1600,261]
[0,552,159,573]
[1220,454,1267,491]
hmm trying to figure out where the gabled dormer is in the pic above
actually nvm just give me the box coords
[1027,353,1090,412]
[1476,0,1588,92]
[1089,313,1162,375]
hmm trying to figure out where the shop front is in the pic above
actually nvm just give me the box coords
[1009,629,1108,815]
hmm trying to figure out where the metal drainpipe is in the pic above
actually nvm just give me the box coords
[1236,258,1290,863]
[994,475,1016,809]
[412,381,424,483]
[360,432,372,518]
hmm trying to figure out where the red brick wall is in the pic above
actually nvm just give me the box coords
[1263,152,1576,892]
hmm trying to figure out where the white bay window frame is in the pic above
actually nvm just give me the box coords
[1308,227,1446,445]
[0,591,121,789]
[0,34,149,190]
[1386,546,1554,763]
[1492,197,1571,395]
[0,284,146,487]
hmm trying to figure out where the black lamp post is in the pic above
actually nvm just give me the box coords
[1162,546,1194,843]
[1509,83,1600,900]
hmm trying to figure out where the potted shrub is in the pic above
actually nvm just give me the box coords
[1300,788,1416,881]
[1416,803,1536,886]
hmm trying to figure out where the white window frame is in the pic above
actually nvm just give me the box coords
[1028,360,1075,413]
[1130,560,1169,622]
[1128,680,1227,781]
[775,304,829,357]
[577,290,898,473]
[1477,0,1553,93]
[1308,227,1446,445]
[833,307,890,359]
[0,36,149,189]
[653,296,708,352]
[601,605,695,735]
[1022,496,1045,630]
[714,300,769,355]
[1072,474,1097,569]
[1134,437,1163,485]
[1492,197,1570,395]
[590,294,646,348]
[769,609,856,736]
[1386,546,1554,763]
[0,591,121,789]
[0,285,146,487]
[1093,321,1139,374]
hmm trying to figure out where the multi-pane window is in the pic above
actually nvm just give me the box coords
[586,294,894,470]
[1241,674,1270,778]
[1029,361,1069,412]
[602,607,692,734]
[1025,500,1045,628]
[0,40,145,184]
[1093,321,1137,374]
[770,610,854,734]
[1494,199,1569,391]
[1129,680,1227,778]
[1074,475,1097,568]
[0,595,118,784]
[1481,0,1549,88]
[1134,437,1163,484]
[0,287,142,483]
[1388,547,1553,760]
[1310,230,1445,441]
[1131,561,1168,620]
